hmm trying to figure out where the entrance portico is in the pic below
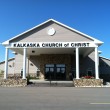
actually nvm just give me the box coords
[3,45,99,80]
[2,19,103,80]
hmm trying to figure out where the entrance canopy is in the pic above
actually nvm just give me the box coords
[2,19,103,56]
[10,47,94,57]
[2,19,103,79]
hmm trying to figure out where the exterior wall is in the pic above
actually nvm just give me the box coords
[81,51,95,77]
[14,54,23,74]
[99,57,110,81]
[0,58,15,74]
[99,57,110,74]
[14,54,72,79]
[14,54,28,75]
[2,51,110,81]
[28,55,41,76]
[10,22,93,43]
[12,54,43,77]
[28,54,72,79]
[40,54,71,79]
[13,52,96,79]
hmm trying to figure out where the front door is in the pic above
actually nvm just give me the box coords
[45,64,66,80]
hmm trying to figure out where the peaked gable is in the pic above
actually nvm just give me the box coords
[2,19,103,45]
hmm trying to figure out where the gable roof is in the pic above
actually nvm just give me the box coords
[2,19,103,46]
[99,56,110,61]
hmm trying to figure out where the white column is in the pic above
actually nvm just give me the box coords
[22,48,27,79]
[4,48,9,79]
[95,47,99,79]
[76,47,79,79]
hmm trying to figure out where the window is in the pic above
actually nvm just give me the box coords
[56,64,65,67]
[45,64,54,67]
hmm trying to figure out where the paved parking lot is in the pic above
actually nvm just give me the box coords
[0,87,110,110]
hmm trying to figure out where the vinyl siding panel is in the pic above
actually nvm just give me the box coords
[99,57,110,74]
[14,54,38,75]
[14,54,23,74]
[0,59,15,74]
[81,51,95,76]
[28,56,40,74]
[14,54,28,74]
[10,22,93,43]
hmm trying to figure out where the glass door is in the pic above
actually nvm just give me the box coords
[45,64,55,80]
[45,64,66,80]
[56,64,66,80]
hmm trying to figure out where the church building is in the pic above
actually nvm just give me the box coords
[1,19,110,82]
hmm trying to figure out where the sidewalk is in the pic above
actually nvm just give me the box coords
[29,80,74,87]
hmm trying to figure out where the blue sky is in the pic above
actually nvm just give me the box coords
[0,0,110,61]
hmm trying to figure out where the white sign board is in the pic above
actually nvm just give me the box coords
[10,42,96,48]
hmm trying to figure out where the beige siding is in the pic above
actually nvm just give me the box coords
[0,63,5,72]
[81,51,95,76]
[99,57,110,75]
[14,54,40,76]
[28,56,40,74]
[100,58,110,66]
[14,54,23,74]
[14,54,29,74]
[0,59,15,74]
[14,54,30,75]
[10,22,93,43]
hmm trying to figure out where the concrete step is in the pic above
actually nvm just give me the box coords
[28,80,74,87]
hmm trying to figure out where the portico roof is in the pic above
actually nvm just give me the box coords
[2,19,103,45]
[2,19,104,57]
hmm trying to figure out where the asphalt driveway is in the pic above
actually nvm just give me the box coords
[0,87,110,110]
